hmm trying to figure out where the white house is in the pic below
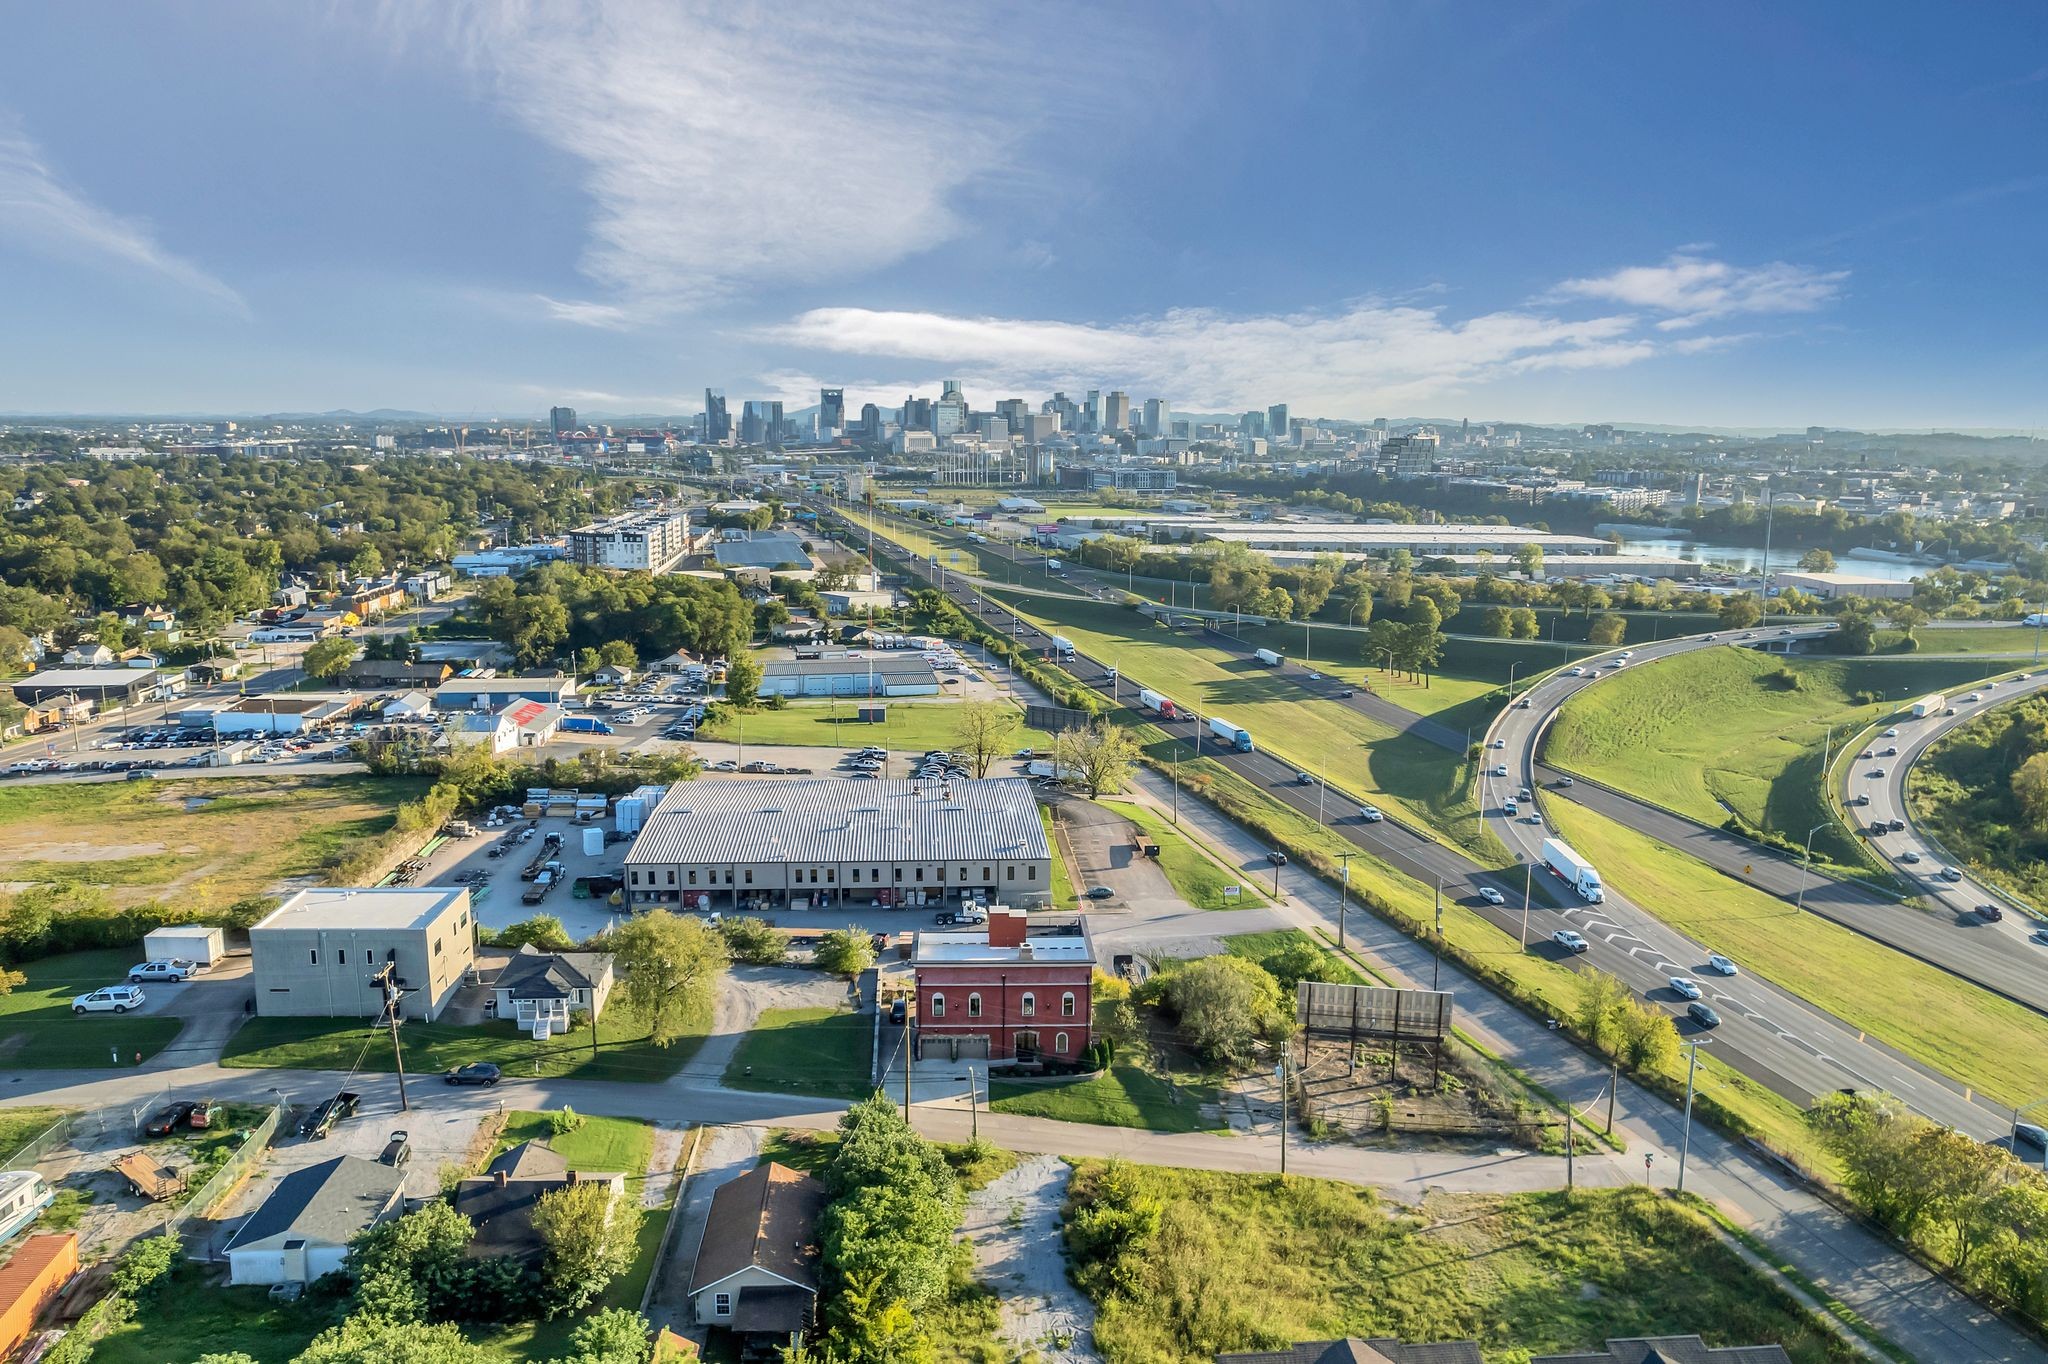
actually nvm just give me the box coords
[383,689,435,721]
[62,643,114,667]
[449,708,518,754]
[490,946,615,1035]
[223,1156,404,1285]
[592,664,634,687]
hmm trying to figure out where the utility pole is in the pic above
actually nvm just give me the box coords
[967,1069,978,1143]
[1677,1039,1708,1194]
[901,1019,912,1124]
[1275,1050,1289,1176]
[1432,880,1444,990]
[1607,1059,1618,1134]
[1518,861,1534,948]
[371,963,411,1112]
[1335,852,1355,950]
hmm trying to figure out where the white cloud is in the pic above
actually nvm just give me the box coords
[1549,252,1846,328]
[0,123,245,313]
[533,295,635,330]
[764,301,1654,411]
[384,2,1127,313]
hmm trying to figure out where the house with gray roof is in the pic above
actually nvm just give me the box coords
[1532,1339,1791,1364]
[450,1141,624,1262]
[490,945,616,1035]
[687,1162,825,1341]
[223,1156,404,1285]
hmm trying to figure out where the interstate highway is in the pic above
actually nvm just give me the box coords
[1850,671,2048,931]
[821,500,2019,1139]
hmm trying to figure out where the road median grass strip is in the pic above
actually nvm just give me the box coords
[1542,647,2016,882]
[1544,799,2048,1111]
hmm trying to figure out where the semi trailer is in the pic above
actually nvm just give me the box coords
[1206,715,1255,753]
[1540,837,1605,903]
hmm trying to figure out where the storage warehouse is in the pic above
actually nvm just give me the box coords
[249,887,476,1021]
[623,777,1052,910]
[758,656,939,699]
[10,667,166,707]
[434,674,579,710]
[176,693,360,736]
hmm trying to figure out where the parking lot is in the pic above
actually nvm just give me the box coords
[417,814,636,941]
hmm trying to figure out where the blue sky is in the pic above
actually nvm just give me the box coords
[2,1,2043,427]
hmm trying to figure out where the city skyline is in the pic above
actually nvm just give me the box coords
[2,3,2043,427]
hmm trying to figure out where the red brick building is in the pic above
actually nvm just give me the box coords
[912,908,1094,1063]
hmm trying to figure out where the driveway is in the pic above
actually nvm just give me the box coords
[645,1124,763,1337]
[1053,796,1174,907]
[963,1155,1098,1364]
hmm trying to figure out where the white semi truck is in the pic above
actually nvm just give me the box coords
[1206,715,1255,753]
[1910,694,1946,718]
[1540,837,1604,903]
[1254,647,1284,666]
[1050,635,1076,660]
[1137,687,1180,718]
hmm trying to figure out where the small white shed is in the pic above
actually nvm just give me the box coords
[144,925,225,966]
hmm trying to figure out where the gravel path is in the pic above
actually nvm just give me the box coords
[962,1155,1099,1364]
[646,1124,764,1337]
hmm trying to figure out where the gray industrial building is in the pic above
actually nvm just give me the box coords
[11,667,166,707]
[758,656,939,699]
[623,777,1052,910]
[249,887,476,1022]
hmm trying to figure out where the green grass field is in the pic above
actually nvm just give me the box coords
[1906,692,2048,909]
[993,592,1498,861]
[1222,929,1368,984]
[697,699,1048,753]
[988,1063,1222,1132]
[494,1108,656,1177]
[1910,625,2048,654]
[221,997,708,1084]
[0,1106,65,1162]
[1546,800,2048,1109]
[1543,646,2014,877]
[0,772,425,911]
[1064,1162,1855,1364]
[1044,805,1081,909]
[1100,798,1271,907]
[0,950,183,1067]
[723,1006,876,1100]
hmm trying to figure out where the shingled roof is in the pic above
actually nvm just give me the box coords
[687,1162,825,1297]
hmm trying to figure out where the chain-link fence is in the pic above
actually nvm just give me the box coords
[0,1113,73,1174]
[175,1101,282,1259]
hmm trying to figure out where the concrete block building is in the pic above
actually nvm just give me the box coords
[249,887,476,1021]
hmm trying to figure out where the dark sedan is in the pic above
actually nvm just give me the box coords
[444,1063,502,1086]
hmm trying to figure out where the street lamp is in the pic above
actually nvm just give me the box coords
[1506,661,1522,704]
[1518,858,1534,948]
[1431,879,1444,990]
[1794,822,1828,913]
[1335,852,1355,950]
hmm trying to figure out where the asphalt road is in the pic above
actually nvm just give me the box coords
[826,499,2022,1142]
[1853,673,2048,924]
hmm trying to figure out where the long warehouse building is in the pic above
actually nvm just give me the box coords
[622,777,1052,910]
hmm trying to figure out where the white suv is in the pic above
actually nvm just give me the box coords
[73,985,146,1014]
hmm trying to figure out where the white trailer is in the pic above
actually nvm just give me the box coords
[144,925,224,966]
[1539,837,1605,903]
[1254,648,1284,666]
[1050,635,1076,659]
[1137,687,1180,718]
[1909,694,1946,718]
[1206,715,1255,752]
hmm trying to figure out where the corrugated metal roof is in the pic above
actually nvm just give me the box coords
[625,778,1049,866]
[762,657,936,680]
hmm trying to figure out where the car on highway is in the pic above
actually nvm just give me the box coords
[443,1063,502,1086]
[1705,954,1739,976]
[1492,765,1508,777]
[1265,851,1288,866]
[1888,818,1905,832]
[1977,903,2005,922]
[1358,805,1384,822]
[1296,771,1314,785]
[1869,767,1887,778]
[1336,688,1355,698]
[1490,739,1507,749]
[1522,814,1543,825]
[1503,798,1518,816]
[1687,1001,1723,1028]
[1967,692,1985,702]
[1084,886,1115,900]
[1883,727,1900,738]
[128,959,197,983]
[1901,850,1921,863]
[1566,666,1586,677]
[1618,651,1633,659]
[1551,929,1589,954]
[1668,976,1703,1000]
[1307,671,1322,681]
[1941,866,1964,882]
[1479,887,1505,905]
[1859,749,1873,759]
[73,985,145,1014]
[1557,776,1574,787]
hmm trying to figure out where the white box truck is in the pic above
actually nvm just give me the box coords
[1254,648,1284,666]
[1137,687,1180,718]
[1206,715,1255,753]
[1910,694,1946,718]
[1540,837,1604,903]
[1050,635,1076,659]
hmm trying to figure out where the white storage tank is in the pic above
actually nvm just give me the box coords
[582,826,605,857]
[144,925,225,966]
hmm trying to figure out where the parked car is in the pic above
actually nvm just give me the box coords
[127,959,197,983]
[1084,886,1115,900]
[187,1099,220,1129]
[74,985,145,1014]
[443,1063,502,1086]
[143,1102,199,1138]
[1551,929,1589,954]
[379,1131,412,1167]
[889,998,908,1025]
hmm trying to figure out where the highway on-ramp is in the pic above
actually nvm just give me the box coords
[1850,672,2048,930]
[822,499,2021,1141]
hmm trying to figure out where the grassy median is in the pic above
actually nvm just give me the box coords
[1543,646,2011,878]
